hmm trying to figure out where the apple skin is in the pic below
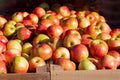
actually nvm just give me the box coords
[70,44,89,63]
[33,43,53,61]
[4,48,21,64]
[33,7,46,18]
[32,34,50,46]
[58,6,70,17]
[52,47,70,61]
[3,20,16,37]
[0,53,6,61]
[89,39,108,59]
[9,56,29,73]
[28,56,46,72]
[17,27,32,41]
[55,58,76,71]
[6,40,22,52]
[0,60,7,74]
[78,59,97,70]
[22,42,33,54]
[12,12,24,23]
[0,16,7,29]
[46,24,63,39]
[63,34,81,48]
[0,41,6,54]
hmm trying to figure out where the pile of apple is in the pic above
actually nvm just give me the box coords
[0,2,120,74]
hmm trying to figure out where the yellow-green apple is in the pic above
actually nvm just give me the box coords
[81,34,93,47]
[24,13,39,25]
[46,24,63,39]
[17,27,32,41]
[33,43,53,61]
[28,56,46,72]
[86,22,111,39]
[78,16,90,29]
[101,54,118,69]
[63,34,81,48]
[90,11,100,22]
[78,59,97,70]
[107,50,120,67]
[61,17,78,29]
[0,60,7,74]
[58,6,70,17]
[55,58,76,71]
[3,20,16,37]
[12,12,24,23]
[70,44,89,63]
[52,47,70,61]
[22,42,33,54]
[0,41,6,54]
[33,7,46,18]
[32,34,50,46]
[0,16,7,29]
[89,39,108,59]
[6,40,22,52]
[9,56,29,73]
[39,2,50,11]
[4,48,21,64]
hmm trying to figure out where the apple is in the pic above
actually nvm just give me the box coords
[32,34,50,46]
[70,44,89,63]
[3,20,16,37]
[4,48,21,64]
[9,56,29,73]
[33,7,46,18]
[0,16,7,29]
[61,17,78,29]
[81,34,93,47]
[86,22,111,39]
[22,11,29,18]
[86,13,97,25]
[0,30,3,35]
[101,54,118,69]
[47,24,63,39]
[17,27,32,41]
[0,60,7,74]
[22,19,33,27]
[6,40,22,52]
[22,42,33,54]
[28,56,46,72]
[55,58,76,71]
[78,59,97,70]
[0,41,6,54]
[78,17,90,29]
[33,43,53,61]
[58,6,70,17]
[24,13,39,25]
[107,50,120,67]
[52,47,70,61]
[0,53,6,61]
[12,12,24,23]
[63,34,81,48]
[89,39,108,59]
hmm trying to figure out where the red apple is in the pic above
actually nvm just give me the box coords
[28,56,46,72]
[17,27,32,41]
[0,53,6,61]
[33,7,46,18]
[33,43,53,61]
[0,61,7,74]
[0,41,6,54]
[52,47,70,61]
[70,44,89,63]
[47,24,63,39]
[58,6,70,17]
[9,56,29,73]
[55,58,76,71]
[89,39,108,59]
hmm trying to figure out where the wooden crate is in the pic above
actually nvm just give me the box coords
[0,64,50,80]
[50,64,120,80]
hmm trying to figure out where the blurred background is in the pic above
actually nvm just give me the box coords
[0,0,119,28]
